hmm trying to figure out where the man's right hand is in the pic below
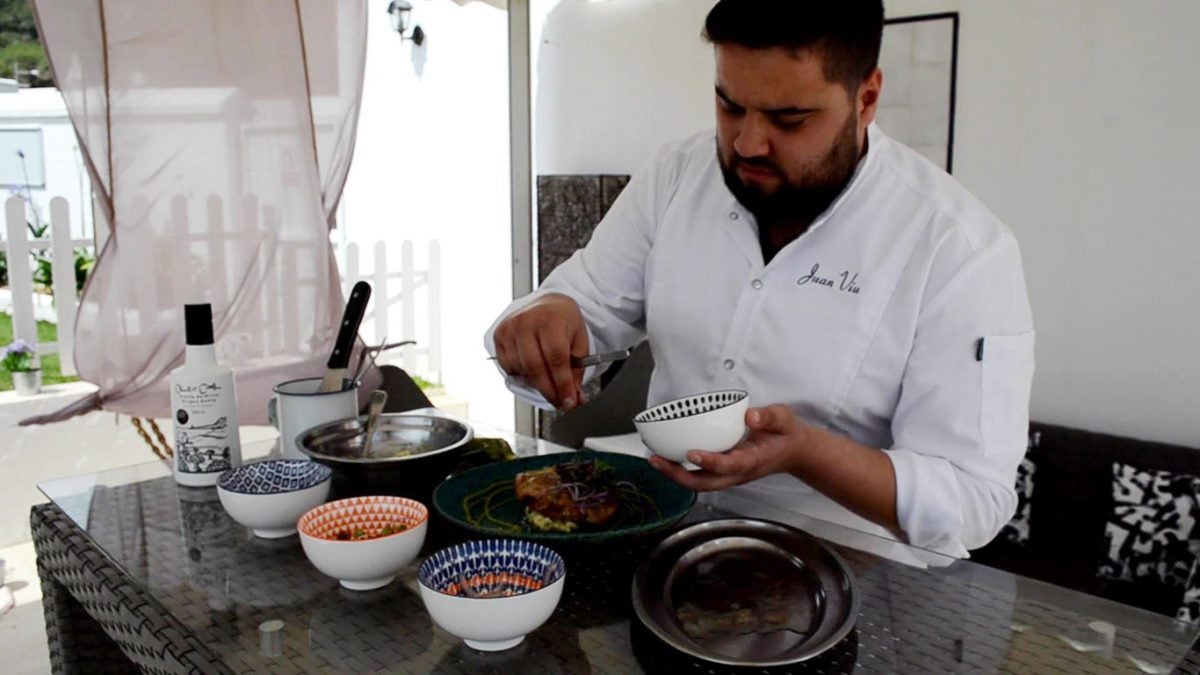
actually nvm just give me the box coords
[492,293,590,411]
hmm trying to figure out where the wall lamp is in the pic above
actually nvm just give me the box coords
[387,0,425,46]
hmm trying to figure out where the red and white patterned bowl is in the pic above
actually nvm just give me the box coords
[298,496,428,591]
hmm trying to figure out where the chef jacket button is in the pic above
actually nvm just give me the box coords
[751,279,763,290]
[723,359,735,370]
[729,212,739,221]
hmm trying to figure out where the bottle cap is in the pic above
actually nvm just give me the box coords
[184,304,215,346]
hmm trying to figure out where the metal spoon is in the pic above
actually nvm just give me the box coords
[486,348,631,369]
[361,390,388,457]
[351,340,377,390]
[352,339,418,387]
[352,334,386,388]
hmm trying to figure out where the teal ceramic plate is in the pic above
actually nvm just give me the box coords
[432,451,696,544]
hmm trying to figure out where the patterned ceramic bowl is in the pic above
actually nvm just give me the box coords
[216,460,332,538]
[417,539,566,652]
[633,390,749,463]
[298,496,428,591]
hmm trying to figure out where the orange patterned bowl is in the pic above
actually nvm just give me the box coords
[298,495,428,591]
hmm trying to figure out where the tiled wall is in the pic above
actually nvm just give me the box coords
[534,174,630,438]
[536,175,630,283]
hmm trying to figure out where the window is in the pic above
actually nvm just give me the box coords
[0,127,45,188]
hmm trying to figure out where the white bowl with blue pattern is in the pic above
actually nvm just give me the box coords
[217,460,332,538]
[634,389,749,463]
[417,539,566,651]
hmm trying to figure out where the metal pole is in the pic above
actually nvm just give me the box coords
[508,0,536,437]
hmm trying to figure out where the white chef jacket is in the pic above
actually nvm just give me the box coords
[485,124,1035,556]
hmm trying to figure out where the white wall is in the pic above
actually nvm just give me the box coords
[891,0,1200,447]
[340,0,514,429]
[532,0,717,174]
[531,0,1200,447]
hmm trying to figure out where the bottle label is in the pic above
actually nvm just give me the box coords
[173,381,234,475]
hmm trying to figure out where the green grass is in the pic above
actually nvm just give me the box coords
[0,310,79,391]
[411,374,438,390]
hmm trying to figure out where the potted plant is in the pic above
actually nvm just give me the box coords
[3,339,41,396]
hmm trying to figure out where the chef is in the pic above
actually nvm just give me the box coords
[485,0,1034,557]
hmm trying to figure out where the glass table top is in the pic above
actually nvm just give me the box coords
[36,419,1200,674]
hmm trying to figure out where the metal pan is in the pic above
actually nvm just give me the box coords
[631,518,859,668]
[295,413,474,500]
[296,413,473,466]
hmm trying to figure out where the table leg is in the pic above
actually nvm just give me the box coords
[36,568,135,674]
[30,503,231,675]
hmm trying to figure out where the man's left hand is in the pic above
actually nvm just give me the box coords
[648,405,806,491]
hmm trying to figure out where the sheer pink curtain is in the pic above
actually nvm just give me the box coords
[24,1,370,425]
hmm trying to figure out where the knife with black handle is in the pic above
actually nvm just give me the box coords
[318,281,372,392]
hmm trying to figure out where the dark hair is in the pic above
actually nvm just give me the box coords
[703,1,885,90]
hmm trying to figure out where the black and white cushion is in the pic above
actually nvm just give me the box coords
[999,456,1036,546]
[1179,565,1200,623]
[1099,462,1200,618]
[996,430,1041,546]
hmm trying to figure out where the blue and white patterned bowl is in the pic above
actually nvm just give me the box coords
[634,390,749,463]
[418,539,567,651]
[218,460,332,495]
[217,460,332,538]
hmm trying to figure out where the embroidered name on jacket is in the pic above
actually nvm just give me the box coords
[797,263,861,295]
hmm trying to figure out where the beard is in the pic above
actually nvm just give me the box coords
[719,112,862,228]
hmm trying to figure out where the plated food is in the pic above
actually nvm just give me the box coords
[515,459,622,532]
[433,452,696,544]
[333,522,409,541]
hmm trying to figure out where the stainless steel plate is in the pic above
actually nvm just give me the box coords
[295,414,473,466]
[632,519,858,667]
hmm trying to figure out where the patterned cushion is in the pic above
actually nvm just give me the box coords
[1179,565,1200,623]
[1098,462,1200,619]
[995,430,1041,546]
[999,456,1036,545]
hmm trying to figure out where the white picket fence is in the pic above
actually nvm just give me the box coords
[3,196,89,376]
[338,239,442,383]
[2,193,442,383]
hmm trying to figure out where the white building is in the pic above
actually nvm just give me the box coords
[0,85,94,241]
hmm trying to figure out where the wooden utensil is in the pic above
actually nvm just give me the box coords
[318,281,372,393]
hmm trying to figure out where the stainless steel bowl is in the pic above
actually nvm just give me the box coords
[296,414,474,467]
[631,518,859,668]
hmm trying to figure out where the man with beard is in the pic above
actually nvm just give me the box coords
[486,0,1034,556]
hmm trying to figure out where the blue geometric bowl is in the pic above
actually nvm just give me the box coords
[217,460,332,495]
[417,539,567,651]
[418,539,566,598]
[216,460,333,539]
